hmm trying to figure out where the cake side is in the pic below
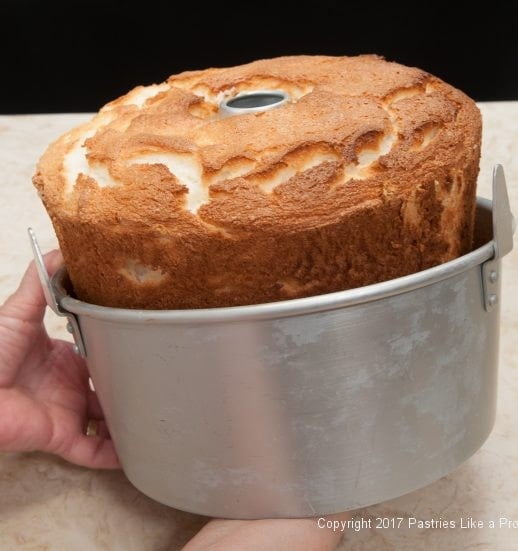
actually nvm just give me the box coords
[33,55,481,309]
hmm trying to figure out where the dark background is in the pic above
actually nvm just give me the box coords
[1,0,517,114]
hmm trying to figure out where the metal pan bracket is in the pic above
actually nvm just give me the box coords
[481,165,515,311]
[27,228,87,357]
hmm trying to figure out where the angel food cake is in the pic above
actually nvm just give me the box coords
[33,55,481,309]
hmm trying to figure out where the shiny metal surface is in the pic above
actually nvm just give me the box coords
[481,165,514,311]
[220,89,289,117]
[46,168,513,519]
[28,227,86,357]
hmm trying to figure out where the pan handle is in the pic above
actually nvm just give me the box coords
[481,165,515,312]
[27,228,87,357]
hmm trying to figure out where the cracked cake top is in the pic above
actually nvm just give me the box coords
[34,55,480,238]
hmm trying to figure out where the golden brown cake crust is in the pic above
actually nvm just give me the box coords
[33,55,481,309]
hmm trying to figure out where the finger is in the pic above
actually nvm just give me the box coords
[95,420,111,440]
[62,433,121,469]
[2,250,63,323]
[87,390,105,420]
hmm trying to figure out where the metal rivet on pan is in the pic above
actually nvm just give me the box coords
[488,294,498,306]
[489,270,498,283]
[66,321,74,333]
[73,344,80,355]
[220,90,289,116]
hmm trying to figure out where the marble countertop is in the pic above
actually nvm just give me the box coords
[0,103,517,550]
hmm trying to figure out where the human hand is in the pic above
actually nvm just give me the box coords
[182,512,351,550]
[0,251,119,468]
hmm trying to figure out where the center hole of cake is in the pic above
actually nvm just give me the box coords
[227,91,285,109]
[221,90,289,115]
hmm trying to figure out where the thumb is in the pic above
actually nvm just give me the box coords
[60,433,121,470]
[1,250,63,323]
